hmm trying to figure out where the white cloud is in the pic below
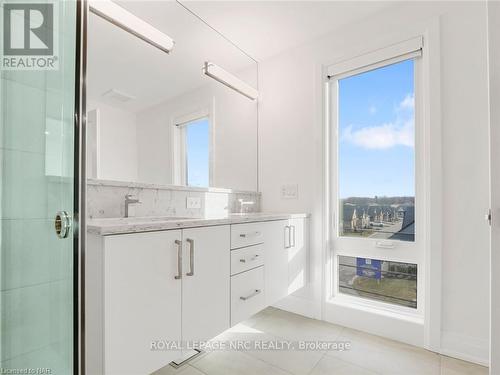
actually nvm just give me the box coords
[342,120,414,150]
[399,93,414,111]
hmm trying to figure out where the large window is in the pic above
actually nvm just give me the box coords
[328,38,423,312]
[338,59,415,242]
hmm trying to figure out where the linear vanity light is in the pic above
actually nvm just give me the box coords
[89,0,175,54]
[203,62,258,100]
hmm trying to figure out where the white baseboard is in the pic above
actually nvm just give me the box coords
[440,331,489,367]
[323,299,425,348]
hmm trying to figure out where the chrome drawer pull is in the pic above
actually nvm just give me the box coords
[186,238,195,276]
[239,254,260,263]
[174,240,182,280]
[239,231,262,238]
[240,289,262,301]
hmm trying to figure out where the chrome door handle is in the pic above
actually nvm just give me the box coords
[186,238,194,276]
[290,225,296,247]
[240,289,262,301]
[55,211,72,239]
[174,240,182,280]
[284,225,291,248]
[239,254,260,263]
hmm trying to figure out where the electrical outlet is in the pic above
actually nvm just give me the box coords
[281,184,298,200]
[186,197,202,209]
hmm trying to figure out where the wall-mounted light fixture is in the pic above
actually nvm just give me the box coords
[89,0,175,54]
[203,62,258,100]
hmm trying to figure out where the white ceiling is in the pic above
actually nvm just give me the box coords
[179,1,392,61]
[87,1,391,113]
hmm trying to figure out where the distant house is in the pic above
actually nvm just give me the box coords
[390,206,415,241]
[341,199,414,239]
[342,203,358,232]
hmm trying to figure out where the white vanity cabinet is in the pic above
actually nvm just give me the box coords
[87,226,230,375]
[102,230,183,375]
[229,217,309,323]
[87,216,308,375]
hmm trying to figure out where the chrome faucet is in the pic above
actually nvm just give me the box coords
[238,199,255,214]
[124,194,141,218]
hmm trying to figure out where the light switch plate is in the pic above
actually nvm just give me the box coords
[186,197,202,209]
[281,184,298,200]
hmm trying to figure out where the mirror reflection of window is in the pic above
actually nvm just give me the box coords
[178,117,210,187]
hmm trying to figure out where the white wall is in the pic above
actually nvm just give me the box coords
[488,1,500,373]
[259,1,490,364]
[87,100,138,182]
[136,81,258,191]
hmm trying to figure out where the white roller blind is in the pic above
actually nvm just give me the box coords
[327,36,423,80]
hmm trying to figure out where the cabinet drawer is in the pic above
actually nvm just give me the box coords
[231,266,265,326]
[231,244,264,275]
[231,223,265,249]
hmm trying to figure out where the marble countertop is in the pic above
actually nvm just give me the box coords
[87,212,310,235]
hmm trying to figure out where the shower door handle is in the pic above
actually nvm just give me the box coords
[54,211,72,239]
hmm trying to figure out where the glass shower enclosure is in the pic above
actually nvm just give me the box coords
[0,0,82,373]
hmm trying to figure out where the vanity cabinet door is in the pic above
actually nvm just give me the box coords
[182,225,231,343]
[104,230,183,375]
[263,220,290,305]
[287,218,308,296]
[263,218,309,305]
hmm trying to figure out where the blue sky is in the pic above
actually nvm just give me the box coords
[338,59,415,198]
[186,118,209,187]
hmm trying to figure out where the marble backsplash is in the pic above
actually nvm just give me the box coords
[87,179,261,219]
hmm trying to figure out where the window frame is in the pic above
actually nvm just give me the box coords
[327,41,426,318]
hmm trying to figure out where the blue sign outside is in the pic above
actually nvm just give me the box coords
[356,258,382,280]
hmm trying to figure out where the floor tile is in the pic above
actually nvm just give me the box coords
[211,322,275,344]
[191,350,290,375]
[327,327,441,375]
[182,307,487,375]
[245,340,323,375]
[152,364,206,375]
[253,308,343,342]
[205,320,322,375]
[309,355,379,375]
[440,356,489,375]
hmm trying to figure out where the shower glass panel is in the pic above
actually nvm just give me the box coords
[0,0,78,373]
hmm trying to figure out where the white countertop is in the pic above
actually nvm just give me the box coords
[87,212,309,235]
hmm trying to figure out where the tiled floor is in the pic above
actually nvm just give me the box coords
[153,307,489,375]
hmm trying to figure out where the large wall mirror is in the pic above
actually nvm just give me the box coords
[87,1,258,192]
